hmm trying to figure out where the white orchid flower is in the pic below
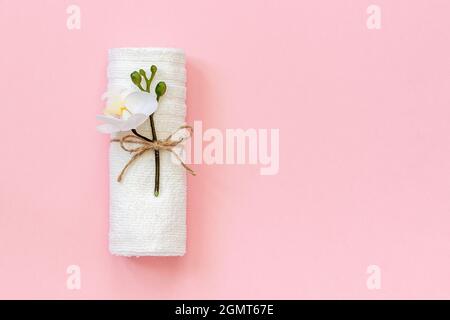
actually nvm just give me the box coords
[96,87,158,134]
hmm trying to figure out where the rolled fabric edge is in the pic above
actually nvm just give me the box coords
[109,47,186,64]
[110,249,186,257]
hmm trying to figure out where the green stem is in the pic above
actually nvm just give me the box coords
[131,129,152,142]
[134,73,160,197]
[136,83,145,92]
[143,75,159,197]
[149,114,160,197]
[146,71,156,92]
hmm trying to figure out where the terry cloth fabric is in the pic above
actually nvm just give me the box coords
[107,48,187,256]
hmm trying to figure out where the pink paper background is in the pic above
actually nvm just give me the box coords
[1,0,450,299]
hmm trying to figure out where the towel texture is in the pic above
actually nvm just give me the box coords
[108,48,187,256]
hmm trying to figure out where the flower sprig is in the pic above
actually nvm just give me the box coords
[129,66,167,197]
[96,65,167,197]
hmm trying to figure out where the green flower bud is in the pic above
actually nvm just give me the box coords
[130,71,142,87]
[139,69,146,77]
[155,81,167,100]
[150,65,157,74]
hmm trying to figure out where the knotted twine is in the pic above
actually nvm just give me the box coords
[111,125,195,182]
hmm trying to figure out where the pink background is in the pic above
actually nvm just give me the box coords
[0,0,450,299]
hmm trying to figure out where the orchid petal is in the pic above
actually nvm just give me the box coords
[96,123,119,134]
[119,114,148,131]
[125,91,158,116]
[96,114,123,126]
[96,113,147,133]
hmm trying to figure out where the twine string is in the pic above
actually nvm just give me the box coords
[111,125,195,182]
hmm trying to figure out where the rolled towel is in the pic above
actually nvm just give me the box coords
[107,48,187,256]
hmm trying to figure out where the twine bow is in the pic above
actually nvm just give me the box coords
[111,125,195,182]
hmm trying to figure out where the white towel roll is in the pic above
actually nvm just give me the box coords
[108,48,187,256]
